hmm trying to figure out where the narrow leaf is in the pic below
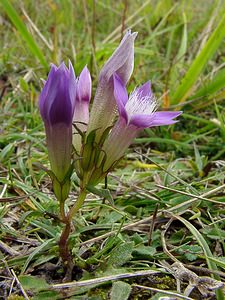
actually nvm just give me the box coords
[172,10,225,104]
[1,0,48,68]
[176,13,187,61]
[191,68,225,100]
[172,214,224,300]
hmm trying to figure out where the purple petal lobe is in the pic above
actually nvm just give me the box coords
[113,73,128,105]
[130,114,154,128]
[39,64,58,120]
[68,60,77,112]
[77,65,92,102]
[149,111,182,127]
[129,111,182,128]
[113,73,129,122]
[39,62,76,126]
[136,81,152,98]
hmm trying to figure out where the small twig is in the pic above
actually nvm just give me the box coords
[21,7,53,51]
[0,174,9,198]
[51,269,161,289]
[10,269,30,300]
[171,262,224,297]
[102,0,151,43]
[184,264,225,279]
[147,203,159,246]
[156,184,225,205]
[135,150,199,195]
[161,218,180,263]
[9,275,15,297]
[0,240,19,256]
[133,284,194,300]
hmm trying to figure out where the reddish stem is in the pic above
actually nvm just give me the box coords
[58,218,74,281]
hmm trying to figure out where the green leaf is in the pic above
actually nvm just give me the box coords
[21,238,55,273]
[33,290,60,300]
[19,275,49,292]
[207,256,225,271]
[132,245,156,259]
[87,185,114,204]
[191,68,225,100]
[0,143,15,161]
[177,244,202,261]
[176,13,187,61]
[194,143,203,174]
[108,242,134,267]
[171,10,225,104]
[1,0,48,68]
[110,281,132,300]
[19,77,29,92]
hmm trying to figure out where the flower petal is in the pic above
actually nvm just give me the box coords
[136,81,152,98]
[39,62,76,181]
[129,114,154,128]
[130,111,182,128]
[150,111,182,127]
[100,30,137,84]
[39,64,58,121]
[102,118,138,171]
[68,60,77,112]
[77,65,92,102]
[45,123,72,181]
[87,31,137,141]
[113,73,128,121]
[48,63,74,125]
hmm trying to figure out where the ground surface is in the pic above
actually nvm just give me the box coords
[0,1,225,299]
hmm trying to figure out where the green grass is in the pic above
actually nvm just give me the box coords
[0,0,225,299]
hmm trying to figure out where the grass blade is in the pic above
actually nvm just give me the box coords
[171,9,225,104]
[191,68,225,100]
[1,0,48,68]
[176,13,187,62]
[171,213,224,300]
[21,238,55,273]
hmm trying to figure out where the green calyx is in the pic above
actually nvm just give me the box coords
[48,163,73,202]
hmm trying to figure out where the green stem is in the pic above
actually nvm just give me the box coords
[60,199,66,222]
[68,189,87,222]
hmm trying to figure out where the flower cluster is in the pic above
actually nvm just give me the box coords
[39,30,181,193]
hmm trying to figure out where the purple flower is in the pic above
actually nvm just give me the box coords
[87,30,137,141]
[39,62,76,182]
[73,66,92,153]
[102,73,182,171]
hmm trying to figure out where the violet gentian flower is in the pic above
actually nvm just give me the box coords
[87,30,137,141]
[39,62,76,183]
[102,73,182,171]
[73,66,92,153]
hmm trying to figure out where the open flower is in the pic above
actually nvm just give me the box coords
[39,62,76,182]
[73,66,92,153]
[102,73,182,171]
[87,30,137,141]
